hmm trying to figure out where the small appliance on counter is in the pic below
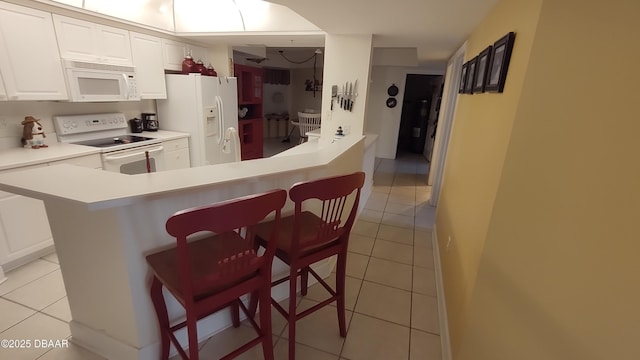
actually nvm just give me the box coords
[129,118,143,133]
[141,113,159,131]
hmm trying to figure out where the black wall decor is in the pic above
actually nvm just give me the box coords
[486,32,516,93]
[473,46,492,93]
[465,57,477,94]
[459,62,468,94]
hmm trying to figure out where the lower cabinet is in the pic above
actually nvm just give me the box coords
[163,137,190,170]
[239,119,264,160]
[0,154,101,276]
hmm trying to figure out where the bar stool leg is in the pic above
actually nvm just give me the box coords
[287,268,298,360]
[150,277,171,360]
[259,287,274,360]
[187,313,199,360]
[336,252,348,337]
[300,267,309,296]
[231,300,241,327]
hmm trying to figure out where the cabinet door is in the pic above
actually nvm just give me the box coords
[252,67,263,103]
[165,148,190,170]
[52,14,97,62]
[0,195,52,256]
[239,119,264,160]
[95,24,132,65]
[131,32,167,99]
[162,39,186,71]
[0,3,68,100]
[48,154,102,169]
[53,15,132,66]
[163,138,190,170]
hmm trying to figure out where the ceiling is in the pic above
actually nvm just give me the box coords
[47,0,500,67]
[188,0,500,67]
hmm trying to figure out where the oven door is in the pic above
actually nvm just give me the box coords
[102,144,165,174]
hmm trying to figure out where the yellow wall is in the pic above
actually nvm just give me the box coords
[439,0,640,358]
[435,0,543,351]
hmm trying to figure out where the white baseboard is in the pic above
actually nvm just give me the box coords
[432,225,452,360]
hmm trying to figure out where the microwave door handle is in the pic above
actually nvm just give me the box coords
[103,146,163,160]
[122,73,130,98]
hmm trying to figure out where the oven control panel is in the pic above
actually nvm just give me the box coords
[54,113,127,136]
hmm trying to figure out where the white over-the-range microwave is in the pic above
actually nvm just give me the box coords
[63,60,140,102]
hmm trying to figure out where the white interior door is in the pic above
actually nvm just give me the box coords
[428,43,467,206]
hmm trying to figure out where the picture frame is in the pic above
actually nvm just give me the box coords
[459,62,469,94]
[473,46,492,93]
[465,56,477,94]
[486,32,516,93]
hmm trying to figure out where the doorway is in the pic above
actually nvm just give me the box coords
[396,74,444,160]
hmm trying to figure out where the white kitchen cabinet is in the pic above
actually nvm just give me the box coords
[0,154,101,274]
[0,163,50,275]
[48,153,102,169]
[0,2,68,101]
[130,32,167,99]
[163,137,190,170]
[53,14,133,66]
[161,39,207,71]
[162,39,187,71]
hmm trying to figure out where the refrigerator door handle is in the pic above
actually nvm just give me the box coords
[216,95,224,144]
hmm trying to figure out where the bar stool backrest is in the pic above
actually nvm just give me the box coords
[288,172,365,256]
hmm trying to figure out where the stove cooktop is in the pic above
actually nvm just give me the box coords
[72,135,157,148]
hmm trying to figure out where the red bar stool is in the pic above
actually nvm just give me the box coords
[146,189,287,360]
[251,172,365,360]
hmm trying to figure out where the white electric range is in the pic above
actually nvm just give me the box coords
[53,113,165,174]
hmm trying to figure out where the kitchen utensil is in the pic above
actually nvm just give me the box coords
[349,80,358,111]
[347,82,353,111]
[129,118,143,133]
[331,85,338,110]
[141,113,159,131]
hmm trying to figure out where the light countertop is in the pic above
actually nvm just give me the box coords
[0,135,365,211]
[0,130,189,171]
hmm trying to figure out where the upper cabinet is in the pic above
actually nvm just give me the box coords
[130,32,167,99]
[235,64,263,104]
[53,15,133,66]
[161,39,207,71]
[0,2,68,100]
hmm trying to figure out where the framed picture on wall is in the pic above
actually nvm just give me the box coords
[486,32,516,93]
[459,62,469,94]
[473,46,492,93]
[465,57,477,94]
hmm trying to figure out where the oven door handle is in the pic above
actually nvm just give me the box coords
[103,145,164,160]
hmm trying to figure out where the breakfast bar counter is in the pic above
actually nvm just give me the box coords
[0,135,365,360]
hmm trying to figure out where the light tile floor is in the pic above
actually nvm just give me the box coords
[0,152,441,360]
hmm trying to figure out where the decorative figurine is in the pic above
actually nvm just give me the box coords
[336,126,344,136]
[21,116,48,149]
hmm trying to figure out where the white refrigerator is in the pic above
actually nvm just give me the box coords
[157,74,240,166]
